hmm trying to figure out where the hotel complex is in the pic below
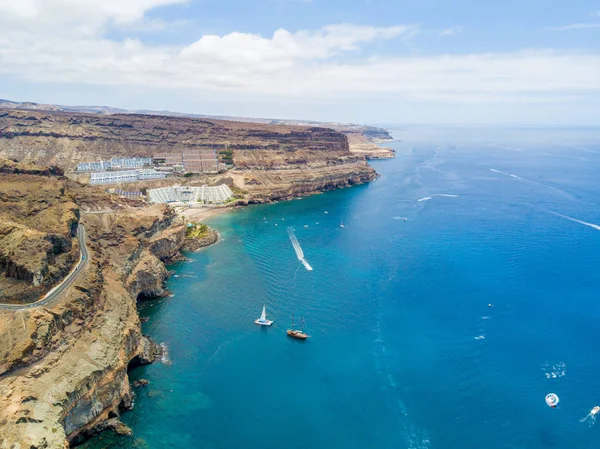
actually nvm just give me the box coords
[77,157,152,172]
[80,150,221,186]
[90,169,166,185]
[147,185,233,204]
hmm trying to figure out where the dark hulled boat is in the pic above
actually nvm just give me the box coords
[287,314,309,340]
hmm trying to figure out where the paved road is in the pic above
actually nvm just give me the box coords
[0,224,89,310]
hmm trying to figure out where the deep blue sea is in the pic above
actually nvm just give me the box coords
[85,127,600,449]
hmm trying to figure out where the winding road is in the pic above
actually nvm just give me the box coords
[0,224,89,310]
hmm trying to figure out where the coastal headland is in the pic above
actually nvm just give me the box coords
[0,99,395,161]
[0,107,392,448]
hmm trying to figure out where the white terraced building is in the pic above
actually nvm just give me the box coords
[77,157,152,172]
[110,157,152,169]
[147,185,234,204]
[90,169,166,185]
[76,161,111,172]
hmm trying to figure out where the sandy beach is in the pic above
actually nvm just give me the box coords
[178,206,235,222]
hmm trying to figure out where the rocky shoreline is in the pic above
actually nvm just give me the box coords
[182,227,219,252]
[0,108,390,448]
[0,180,364,448]
[0,175,221,448]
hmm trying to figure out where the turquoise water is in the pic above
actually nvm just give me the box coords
[85,127,600,449]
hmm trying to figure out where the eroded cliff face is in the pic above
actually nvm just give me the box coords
[0,107,386,447]
[0,174,80,303]
[0,109,349,168]
[228,157,377,202]
[0,109,381,201]
[0,172,186,449]
[226,142,377,201]
[125,252,170,300]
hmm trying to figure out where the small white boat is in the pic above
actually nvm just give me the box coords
[255,305,273,326]
[340,220,345,228]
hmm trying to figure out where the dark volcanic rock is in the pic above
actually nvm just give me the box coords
[132,379,149,388]
[129,336,162,367]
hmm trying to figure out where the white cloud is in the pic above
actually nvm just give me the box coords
[179,24,415,66]
[0,0,189,36]
[440,26,463,36]
[591,10,600,17]
[0,0,599,109]
[547,22,600,31]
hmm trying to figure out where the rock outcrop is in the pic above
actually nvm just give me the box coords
[182,227,219,252]
[147,226,186,262]
[130,336,163,367]
[0,158,64,176]
[125,251,170,300]
[0,172,80,303]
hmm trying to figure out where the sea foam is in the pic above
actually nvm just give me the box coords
[287,227,313,271]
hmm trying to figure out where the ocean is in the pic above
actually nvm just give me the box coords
[84,126,600,449]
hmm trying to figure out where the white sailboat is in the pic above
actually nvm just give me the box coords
[254,305,273,326]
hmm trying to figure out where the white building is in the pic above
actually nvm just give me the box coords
[147,185,234,204]
[77,157,152,172]
[76,161,111,172]
[90,169,166,185]
[110,157,152,169]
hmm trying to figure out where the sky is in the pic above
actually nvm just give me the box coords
[1,0,600,125]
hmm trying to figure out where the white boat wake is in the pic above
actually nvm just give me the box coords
[490,168,523,180]
[287,227,313,271]
[557,143,599,154]
[550,211,600,231]
[580,407,600,426]
[490,169,576,201]
[417,194,458,202]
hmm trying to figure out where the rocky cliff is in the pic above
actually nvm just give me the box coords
[0,109,348,167]
[0,105,386,447]
[330,125,395,160]
[0,169,187,448]
[0,109,378,200]
[0,99,394,152]
[0,173,79,303]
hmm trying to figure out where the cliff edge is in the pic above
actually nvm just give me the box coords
[0,167,188,448]
[0,109,378,200]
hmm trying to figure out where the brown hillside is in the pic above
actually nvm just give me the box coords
[0,109,350,168]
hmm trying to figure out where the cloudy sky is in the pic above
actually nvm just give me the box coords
[1,0,599,125]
